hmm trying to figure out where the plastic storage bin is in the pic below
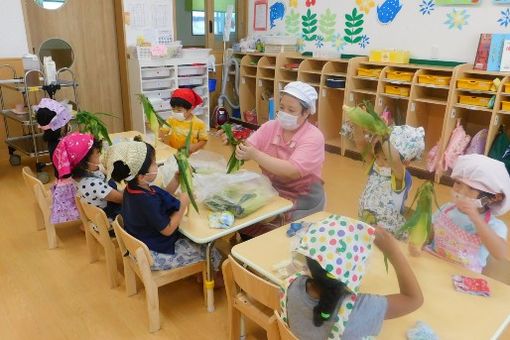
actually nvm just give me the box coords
[178,76,204,86]
[458,95,490,107]
[418,74,451,86]
[501,101,510,111]
[457,78,493,91]
[385,85,410,97]
[357,67,383,78]
[149,99,171,112]
[505,84,510,93]
[141,67,172,79]
[369,50,410,64]
[144,89,171,99]
[178,65,207,76]
[180,48,211,59]
[386,71,414,82]
[142,78,174,91]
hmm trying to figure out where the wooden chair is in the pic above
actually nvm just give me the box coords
[76,197,120,288]
[112,215,206,332]
[274,311,298,340]
[222,255,280,340]
[22,166,81,249]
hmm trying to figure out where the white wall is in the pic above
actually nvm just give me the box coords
[0,0,29,57]
[248,0,510,62]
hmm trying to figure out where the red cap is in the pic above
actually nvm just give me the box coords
[171,88,203,109]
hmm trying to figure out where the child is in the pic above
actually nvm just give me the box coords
[429,154,510,273]
[108,141,222,272]
[281,216,423,340]
[159,88,208,153]
[353,125,425,237]
[72,139,123,221]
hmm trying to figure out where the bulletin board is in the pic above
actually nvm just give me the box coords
[253,0,268,31]
[123,0,174,46]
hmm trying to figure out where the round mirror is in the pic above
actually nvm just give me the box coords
[34,0,68,10]
[38,39,74,69]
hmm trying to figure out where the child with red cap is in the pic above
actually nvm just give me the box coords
[159,88,208,153]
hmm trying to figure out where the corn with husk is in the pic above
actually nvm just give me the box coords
[396,181,440,256]
[360,210,389,273]
[174,123,199,213]
[138,94,171,139]
[343,101,390,137]
[221,123,244,173]
[74,111,115,145]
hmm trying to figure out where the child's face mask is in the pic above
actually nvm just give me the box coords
[172,111,186,121]
[143,170,158,186]
[451,190,484,209]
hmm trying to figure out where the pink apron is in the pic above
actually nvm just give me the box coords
[433,205,490,273]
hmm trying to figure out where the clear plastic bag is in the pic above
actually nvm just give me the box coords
[195,170,278,218]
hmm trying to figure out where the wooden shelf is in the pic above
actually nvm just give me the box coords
[501,92,510,97]
[454,103,493,112]
[380,93,409,100]
[260,66,276,70]
[456,88,497,95]
[414,97,447,105]
[353,76,379,81]
[280,67,298,72]
[324,72,347,77]
[242,75,257,79]
[243,64,258,68]
[382,79,412,85]
[309,83,321,87]
[257,76,275,81]
[325,136,342,148]
[324,87,345,91]
[499,110,510,115]
[300,70,323,75]
[463,69,510,77]
[351,89,377,95]
[415,83,450,90]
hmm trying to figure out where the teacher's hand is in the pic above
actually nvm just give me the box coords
[215,130,229,145]
[235,142,258,161]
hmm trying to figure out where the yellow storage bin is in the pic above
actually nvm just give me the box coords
[386,70,414,82]
[457,78,493,91]
[458,95,490,107]
[502,101,510,111]
[505,84,510,93]
[418,74,451,86]
[385,85,410,97]
[357,67,383,78]
[369,50,410,64]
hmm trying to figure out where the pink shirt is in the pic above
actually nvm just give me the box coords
[248,120,325,200]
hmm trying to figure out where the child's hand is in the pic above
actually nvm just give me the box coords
[235,142,258,161]
[216,130,229,145]
[455,198,479,218]
[374,226,400,257]
[179,192,190,208]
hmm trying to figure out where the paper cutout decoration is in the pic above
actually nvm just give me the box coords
[319,8,337,42]
[498,8,510,27]
[444,9,470,30]
[289,0,298,7]
[493,0,510,3]
[270,2,286,29]
[285,9,300,35]
[436,0,479,4]
[302,8,319,41]
[344,8,364,44]
[419,0,435,15]
[253,0,268,31]
[377,0,403,24]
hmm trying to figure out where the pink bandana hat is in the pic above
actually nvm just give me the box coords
[52,132,94,179]
[36,98,72,131]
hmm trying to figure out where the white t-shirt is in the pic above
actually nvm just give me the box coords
[77,170,112,209]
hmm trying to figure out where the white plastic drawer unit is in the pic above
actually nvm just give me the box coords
[148,98,171,112]
[178,64,207,76]
[178,76,204,86]
[142,78,174,91]
[141,67,172,79]
[144,89,171,100]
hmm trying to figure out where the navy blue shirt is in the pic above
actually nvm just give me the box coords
[121,184,181,254]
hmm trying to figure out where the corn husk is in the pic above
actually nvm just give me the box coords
[74,111,115,145]
[174,123,199,213]
[360,210,389,273]
[343,101,390,138]
[138,94,171,141]
[221,123,244,173]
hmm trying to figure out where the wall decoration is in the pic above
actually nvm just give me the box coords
[356,0,376,14]
[285,9,301,35]
[315,35,325,48]
[498,8,510,27]
[344,8,364,44]
[444,8,470,29]
[289,0,298,8]
[253,0,268,31]
[319,8,337,42]
[306,0,317,7]
[333,33,347,51]
[359,35,370,48]
[296,36,306,52]
[377,0,403,24]
[302,8,319,41]
[419,0,435,15]
[493,0,510,3]
[436,0,479,4]
[269,2,286,29]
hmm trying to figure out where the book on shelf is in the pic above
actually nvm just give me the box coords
[488,34,510,72]
[473,33,492,71]
[500,39,510,72]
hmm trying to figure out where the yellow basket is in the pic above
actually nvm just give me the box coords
[385,85,410,97]
[418,74,451,86]
[357,67,383,78]
[369,50,410,64]
[386,71,414,82]
[457,78,493,91]
[502,101,510,111]
[504,84,510,94]
[458,95,490,107]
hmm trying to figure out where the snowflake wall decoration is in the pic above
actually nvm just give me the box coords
[444,9,469,30]
[359,35,370,49]
[498,8,510,28]
[419,0,435,16]
[315,35,325,48]
[333,33,347,52]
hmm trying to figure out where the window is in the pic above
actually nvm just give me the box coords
[191,11,236,36]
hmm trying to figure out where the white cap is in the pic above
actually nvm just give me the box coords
[281,81,318,114]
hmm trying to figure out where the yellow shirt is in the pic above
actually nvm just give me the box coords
[160,116,208,150]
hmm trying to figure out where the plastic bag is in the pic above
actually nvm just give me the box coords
[195,170,278,218]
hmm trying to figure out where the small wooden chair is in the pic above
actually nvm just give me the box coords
[274,311,298,340]
[22,166,80,249]
[76,197,120,288]
[112,215,206,332]
[222,255,280,340]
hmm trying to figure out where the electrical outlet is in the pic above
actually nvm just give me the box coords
[431,45,439,60]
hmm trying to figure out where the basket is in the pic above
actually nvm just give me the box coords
[386,71,414,82]
[357,67,383,78]
[385,85,410,97]
[418,74,451,86]
[457,78,493,91]
[501,101,510,111]
[458,95,490,107]
[504,83,510,94]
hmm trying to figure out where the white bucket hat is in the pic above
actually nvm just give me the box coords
[281,81,318,114]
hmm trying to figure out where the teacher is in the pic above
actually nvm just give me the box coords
[227,81,326,238]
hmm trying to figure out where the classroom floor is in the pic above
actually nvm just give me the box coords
[1,134,508,340]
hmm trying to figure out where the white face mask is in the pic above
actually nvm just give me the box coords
[451,190,484,209]
[172,111,186,121]
[143,170,158,186]
[87,161,106,174]
[277,111,300,131]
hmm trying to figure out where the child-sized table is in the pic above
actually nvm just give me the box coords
[232,211,510,339]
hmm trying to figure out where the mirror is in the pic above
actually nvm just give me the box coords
[38,39,74,69]
[34,0,67,10]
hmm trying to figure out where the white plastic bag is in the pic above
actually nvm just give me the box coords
[189,150,226,175]
[194,170,278,218]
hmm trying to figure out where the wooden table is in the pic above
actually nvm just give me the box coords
[110,130,176,164]
[180,197,293,312]
[231,211,510,340]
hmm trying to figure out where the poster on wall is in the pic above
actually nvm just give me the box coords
[436,0,479,4]
[253,0,268,31]
[493,0,510,3]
